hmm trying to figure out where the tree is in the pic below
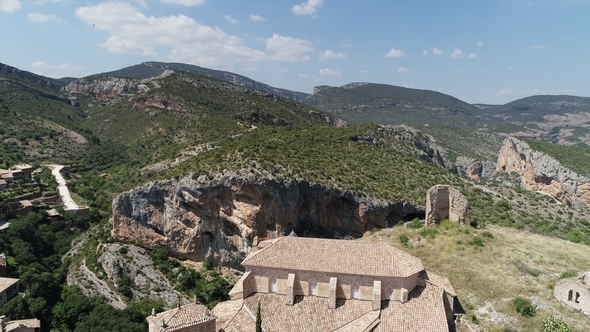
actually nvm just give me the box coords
[255,301,262,332]
[541,316,572,332]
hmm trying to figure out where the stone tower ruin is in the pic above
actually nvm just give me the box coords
[425,185,468,226]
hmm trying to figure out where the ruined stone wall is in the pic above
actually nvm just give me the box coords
[425,185,468,226]
[554,274,590,315]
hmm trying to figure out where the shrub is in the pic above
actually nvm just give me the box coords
[202,259,212,270]
[471,315,479,325]
[470,237,484,247]
[399,233,409,246]
[482,231,494,239]
[408,218,423,229]
[495,199,511,211]
[559,271,577,279]
[541,316,571,332]
[513,297,536,317]
[118,246,129,255]
[420,228,438,239]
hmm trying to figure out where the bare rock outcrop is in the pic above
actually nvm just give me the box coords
[425,185,468,226]
[496,137,590,207]
[111,175,424,268]
[63,77,146,100]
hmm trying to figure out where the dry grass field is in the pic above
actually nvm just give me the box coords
[367,222,590,331]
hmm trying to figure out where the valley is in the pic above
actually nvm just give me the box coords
[1,60,590,331]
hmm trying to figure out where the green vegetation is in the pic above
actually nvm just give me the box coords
[51,286,163,332]
[541,316,572,332]
[0,212,91,330]
[148,249,230,309]
[513,297,536,317]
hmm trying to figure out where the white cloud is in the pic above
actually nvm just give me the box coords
[278,68,289,73]
[397,67,411,73]
[385,48,407,58]
[223,15,238,24]
[266,34,314,61]
[449,48,463,59]
[75,2,268,68]
[0,0,21,13]
[469,52,477,59]
[424,47,442,56]
[27,12,66,23]
[32,61,83,71]
[359,69,367,74]
[318,50,347,60]
[292,0,324,15]
[530,44,547,50]
[160,0,205,6]
[319,68,342,77]
[496,88,515,96]
[298,73,308,78]
[249,14,265,22]
[477,41,484,47]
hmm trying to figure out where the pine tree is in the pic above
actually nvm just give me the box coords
[255,301,262,332]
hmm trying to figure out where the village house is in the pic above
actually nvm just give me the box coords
[147,298,216,332]
[554,272,590,315]
[0,278,19,309]
[0,317,41,332]
[214,235,459,332]
[0,165,33,183]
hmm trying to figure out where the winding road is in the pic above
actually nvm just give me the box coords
[48,164,79,211]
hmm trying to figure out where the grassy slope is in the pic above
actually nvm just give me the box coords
[369,223,590,331]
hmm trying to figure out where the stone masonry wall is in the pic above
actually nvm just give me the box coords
[554,274,590,315]
[425,185,468,226]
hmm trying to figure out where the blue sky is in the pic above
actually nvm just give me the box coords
[0,0,589,104]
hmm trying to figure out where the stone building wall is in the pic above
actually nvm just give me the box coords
[554,274,590,315]
[245,266,417,302]
[425,185,468,226]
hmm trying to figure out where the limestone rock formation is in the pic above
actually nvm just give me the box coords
[455,157,497,181]
[111,174,424,268]
[496,137,590,207]
[425,185,468,226]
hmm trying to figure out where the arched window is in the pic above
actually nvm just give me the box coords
[575,292,580,303]
[352,283,360,299]
[270,277,277,293]
[386,287,393,300]
[568,290,573,301]
[310,279,318,296]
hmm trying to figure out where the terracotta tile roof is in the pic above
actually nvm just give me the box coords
[5,318,41,331]
[422,270,456,296]
[377,283,449,332]
[147,302,215,332]
[242,237,423,278]
[333,310,380,332]
[223,305,256,332]
[226,292,375,332]
[0,277,19,292]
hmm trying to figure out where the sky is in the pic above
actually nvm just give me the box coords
[1,0,589,104]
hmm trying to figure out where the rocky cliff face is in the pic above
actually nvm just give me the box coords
[111,175,423,268]
[63,77,148,100]
[496,137,590,207]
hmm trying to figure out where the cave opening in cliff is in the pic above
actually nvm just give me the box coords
[385,211,425,227]
[223,219,240,236]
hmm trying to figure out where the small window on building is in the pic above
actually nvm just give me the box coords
[270,277,277,293]
[386,287,393,300]
[310,279,317,296]
[575,292,580,304]
[352,283,360,299]
[568,290,573,301]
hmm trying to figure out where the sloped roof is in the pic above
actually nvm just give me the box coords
[226,292,375,332]
[377,283,450,332]
[242,237,424,278]
[147,303,215,332]
[5,318,41,331]
[422,270,456,296]
[0,277,19,292]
